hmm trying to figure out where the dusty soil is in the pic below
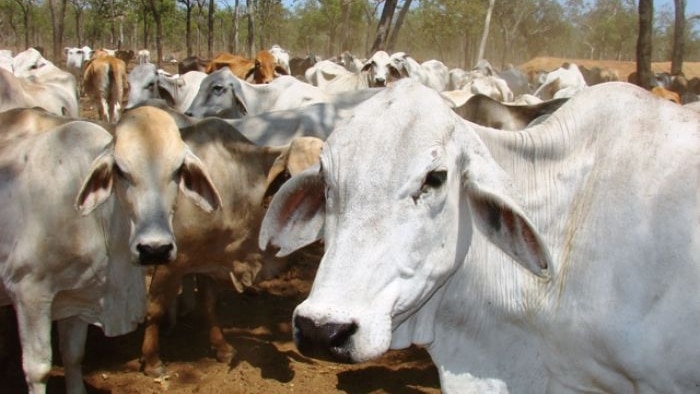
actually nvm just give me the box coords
[1,265,440,394]
[518,56,700,80]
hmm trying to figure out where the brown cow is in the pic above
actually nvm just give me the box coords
[139,117,323,377]
[205,50,288,84]
[83,55,128,122]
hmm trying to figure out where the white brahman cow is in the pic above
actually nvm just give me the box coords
[5,48,79,117]
[389,52,449,92]
[126,63,206,113]
[185,67,380,119]
[533,62,587,99]
[0,106,221,394]
[64,46,93,94]
[305,51,401,93]
[259,80,700,393]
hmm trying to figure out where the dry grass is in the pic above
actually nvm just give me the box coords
[518,56,700,81]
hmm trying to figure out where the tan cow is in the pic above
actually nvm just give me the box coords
[0,106,222,394]
[138,116,323,377]
[83,55,128,122]
[205,50,288,84]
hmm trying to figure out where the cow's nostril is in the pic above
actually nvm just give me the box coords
[294,315,357,363]
[137,243,173,265]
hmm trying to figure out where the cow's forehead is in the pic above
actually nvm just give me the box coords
[323,80,456,186]
[114,108,185,168]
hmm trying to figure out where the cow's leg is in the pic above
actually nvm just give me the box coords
[57,316,88,394]
[14,292,53,394]
[199,276,234,363]
[141,267,182,377]
[100,97,110,122]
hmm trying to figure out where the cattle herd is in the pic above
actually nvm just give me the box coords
[0,44,699,393]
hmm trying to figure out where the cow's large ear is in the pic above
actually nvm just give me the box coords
[229,82,248,116]
[75,150,115,215]
[179,148,222,213]
[259,166,325,257]
[456,126,552,278]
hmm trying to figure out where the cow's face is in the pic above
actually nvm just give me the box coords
[76,107,222,265]
[259,80,550,363]
[125,64,159,109]
[185,68,247,118]
[362,50,399,87]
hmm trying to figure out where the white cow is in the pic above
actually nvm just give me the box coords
[0,68,78,117]
[533,62,587,99]
[126,63,206,113]
[7,48,79,117]
[137,49,150,64]
[64,46,93,71]
[186,67,380,119]
[269,44,291,75]
[260,80,700,393]
[390,52,449,91]
[305,51,401,93]
[0,49,13,71]
[0,106,222,394]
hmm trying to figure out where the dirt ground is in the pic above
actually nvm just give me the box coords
[518,56,700,80]
[1,275,441,394]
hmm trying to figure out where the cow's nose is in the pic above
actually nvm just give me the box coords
[374,78,386,86]
[137,243,174,265]
[293,315,357,363]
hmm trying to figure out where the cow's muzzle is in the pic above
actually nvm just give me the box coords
[293,315,357,363]
[136,242,174,265]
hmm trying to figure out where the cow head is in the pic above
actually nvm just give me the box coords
[259,79,550,363]
[185,67,247,118]
[75,107,222,265]
[125,63,161,109]
[246,50,288,84]
[361,50,401,87]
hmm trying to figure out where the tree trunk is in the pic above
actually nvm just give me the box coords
[636,0,653,89]
[186,4,192,56]
[48,0,66,62]
[339,0,351,52]
[246,0,254,57]
[671,0,686,75]
[207,0,214,59]
[74,4,83,46]
[145,0,163,66]
[477,0,495,63]
[370,0,398,53]
[109,0,116,47]
[387,0,411,52]
[229,0,239,54]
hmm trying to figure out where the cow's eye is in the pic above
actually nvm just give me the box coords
[422,170,446,191]
[411,170,447,203]
[212,84,225,95]
[114,164,132,184]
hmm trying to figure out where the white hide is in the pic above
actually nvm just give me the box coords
[260,80,700,393]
